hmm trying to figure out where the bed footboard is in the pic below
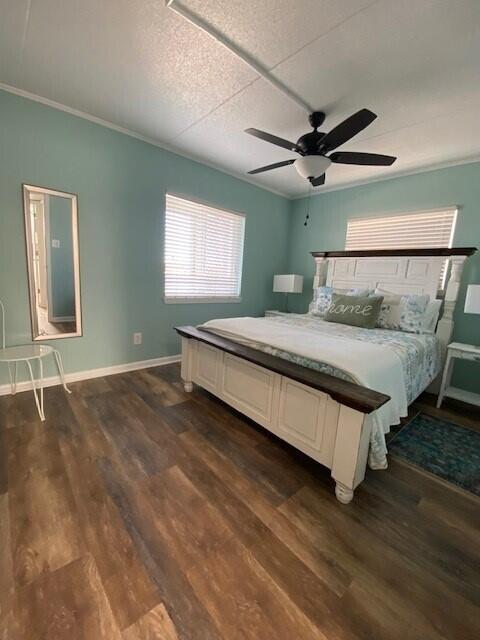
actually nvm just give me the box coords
[176,326,388,504]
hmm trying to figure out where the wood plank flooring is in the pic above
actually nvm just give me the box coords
[0,363,479,639]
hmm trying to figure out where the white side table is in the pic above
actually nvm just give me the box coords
[437,342,480,408]
[0,344,71,421]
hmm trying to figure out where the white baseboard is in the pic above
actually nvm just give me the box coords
[0,354,181,397]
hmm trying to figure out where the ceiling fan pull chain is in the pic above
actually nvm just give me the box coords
[304,185,313,227]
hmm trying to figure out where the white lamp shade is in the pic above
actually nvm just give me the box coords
[464,284,480,314]
[273,274,303,294]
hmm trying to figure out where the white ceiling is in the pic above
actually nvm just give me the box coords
[1,0,480,197]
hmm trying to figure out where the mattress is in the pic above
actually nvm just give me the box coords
[201,314,442,469]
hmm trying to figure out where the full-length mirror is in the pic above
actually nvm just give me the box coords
[23,184,82,340]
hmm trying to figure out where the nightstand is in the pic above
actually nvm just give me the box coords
[437,342,480,408]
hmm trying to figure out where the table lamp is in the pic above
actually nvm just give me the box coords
[273,274,303,312]
[465,284,480,315]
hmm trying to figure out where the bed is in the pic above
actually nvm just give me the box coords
[176,247,475,503]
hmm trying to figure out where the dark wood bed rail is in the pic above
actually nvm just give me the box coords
[175,325,390,414]
[311,247,476,258]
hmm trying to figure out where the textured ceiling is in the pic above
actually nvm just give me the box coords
[1,0,480,197]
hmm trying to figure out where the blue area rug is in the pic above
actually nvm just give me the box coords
[389,413,480,497]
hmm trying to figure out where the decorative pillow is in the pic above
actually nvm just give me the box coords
[311,287,337,317]
[375,289,403,329]
[324,294,384,329]
[310,286,371,317]
[374,288,430,333]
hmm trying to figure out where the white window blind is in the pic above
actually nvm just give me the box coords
[345,208,457,288]
[164,194,245,302]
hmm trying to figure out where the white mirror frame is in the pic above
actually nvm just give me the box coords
[23,184,83,340]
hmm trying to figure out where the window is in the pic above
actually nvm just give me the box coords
[345,207,457,288]
[164,194,245,302]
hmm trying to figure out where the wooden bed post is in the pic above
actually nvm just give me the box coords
[331,406,371,504]
[313,255,328,289]
[309,255,329,313]
[180,337,194,392]
[436,255,467,351]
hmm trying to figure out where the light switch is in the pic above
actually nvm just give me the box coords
[52,239,60,248]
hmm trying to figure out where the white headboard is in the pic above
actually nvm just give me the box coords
[310,248,476,350]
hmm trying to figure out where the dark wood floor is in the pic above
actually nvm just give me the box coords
[0,363,479,639]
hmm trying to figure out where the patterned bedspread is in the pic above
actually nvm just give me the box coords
[259,314,442,405]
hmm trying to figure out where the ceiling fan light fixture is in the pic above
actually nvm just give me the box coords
[294,155,331,179]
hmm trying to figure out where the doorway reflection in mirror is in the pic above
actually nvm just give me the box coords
[23,185,82,340]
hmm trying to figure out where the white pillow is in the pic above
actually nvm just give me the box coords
[374,288,430,333]
[422,299,442,333]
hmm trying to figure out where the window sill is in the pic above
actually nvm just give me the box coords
[164,296,242,305]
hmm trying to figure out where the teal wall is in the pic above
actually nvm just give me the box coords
[287,163,480,393]
[48,195,76,320]
[1,88,478,394]
[0,89,290,382]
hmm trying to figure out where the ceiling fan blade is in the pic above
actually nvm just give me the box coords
[319,109,377,152]
[245,128,299,152]
[309,174,325,187]
[248,159,295,175]
[330,151,396,166]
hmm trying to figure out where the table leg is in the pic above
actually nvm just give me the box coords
[7,362,18,394]
[26,359,45,421]
[437,352,454,408]
[38,357,45,420]
[53,350,71,394]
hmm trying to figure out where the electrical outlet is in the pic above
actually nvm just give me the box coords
[133,332,142,345]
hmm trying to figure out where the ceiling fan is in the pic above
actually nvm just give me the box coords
[245,109,396,186]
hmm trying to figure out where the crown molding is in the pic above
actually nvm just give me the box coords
[3,82,480,203]
[290,154,480,200]
[0,82,286,199]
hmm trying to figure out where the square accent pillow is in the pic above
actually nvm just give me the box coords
[374,288,430,333]
[375,289,403,329]
[310,286,371,317]
[310,287,335,316]
[398,294,430,332]
[325,294,384,329]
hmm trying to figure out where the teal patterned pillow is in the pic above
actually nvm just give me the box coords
[374,288,429,333]
[310,287,335,316]
[398,294,430,333]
